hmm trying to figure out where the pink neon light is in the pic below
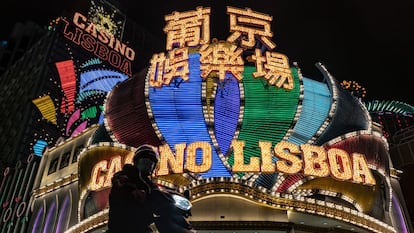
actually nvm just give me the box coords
[70,121,88,137]
[66,109,80,136]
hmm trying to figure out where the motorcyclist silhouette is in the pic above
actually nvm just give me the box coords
[107,144,160,233]
[107,144,196,233]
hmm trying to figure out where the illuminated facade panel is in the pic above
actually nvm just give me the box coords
[286,77,331,145]
[24,4,413,233]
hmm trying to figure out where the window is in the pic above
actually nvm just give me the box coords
[48,157,59,174]
[72,145,84,163]
[59,152,71,169]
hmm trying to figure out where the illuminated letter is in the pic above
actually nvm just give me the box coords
[73,12,87,30]
[104,155,122,187]
[71,28,83,45]
[232,140,260,172]
[97,30,110,44]
[95,41,109,60]
[186,141,211,173]
[301,144,329,177]
[327,148,352,181]
[114,39,126,56]
[84,22,98,38]
[259,141,275,173]
[124,152,133,165]
[61,18,74,40]
[274,141,302,174]
[90,160,107,191]
[352,153,376,185]
[108,51,121,68]
[157,143,185,176]
[125,47,136,61]
[108,35,115,49]
[119,59,132,76]
[81,34,97,52]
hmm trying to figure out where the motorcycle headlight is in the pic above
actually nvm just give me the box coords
[172,194,192,211]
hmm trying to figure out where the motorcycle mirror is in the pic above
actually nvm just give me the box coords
[183,190,190,200]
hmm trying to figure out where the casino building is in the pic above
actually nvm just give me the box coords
[0,1,413,233]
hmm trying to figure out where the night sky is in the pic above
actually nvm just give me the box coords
[1,0,413,105]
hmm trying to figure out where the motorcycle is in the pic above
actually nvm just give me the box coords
[151,187,196,233]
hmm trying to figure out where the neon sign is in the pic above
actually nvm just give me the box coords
[148,6,294,90]
[88,140,375,191]
[61,12,135,76]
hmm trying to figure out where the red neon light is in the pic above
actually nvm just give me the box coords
[55,60,77,114]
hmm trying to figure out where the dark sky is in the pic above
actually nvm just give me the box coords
[1,0,413,105]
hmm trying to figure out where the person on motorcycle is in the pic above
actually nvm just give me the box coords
[107,144,160,233]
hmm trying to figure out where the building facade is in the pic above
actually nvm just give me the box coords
[1,1,413,233]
